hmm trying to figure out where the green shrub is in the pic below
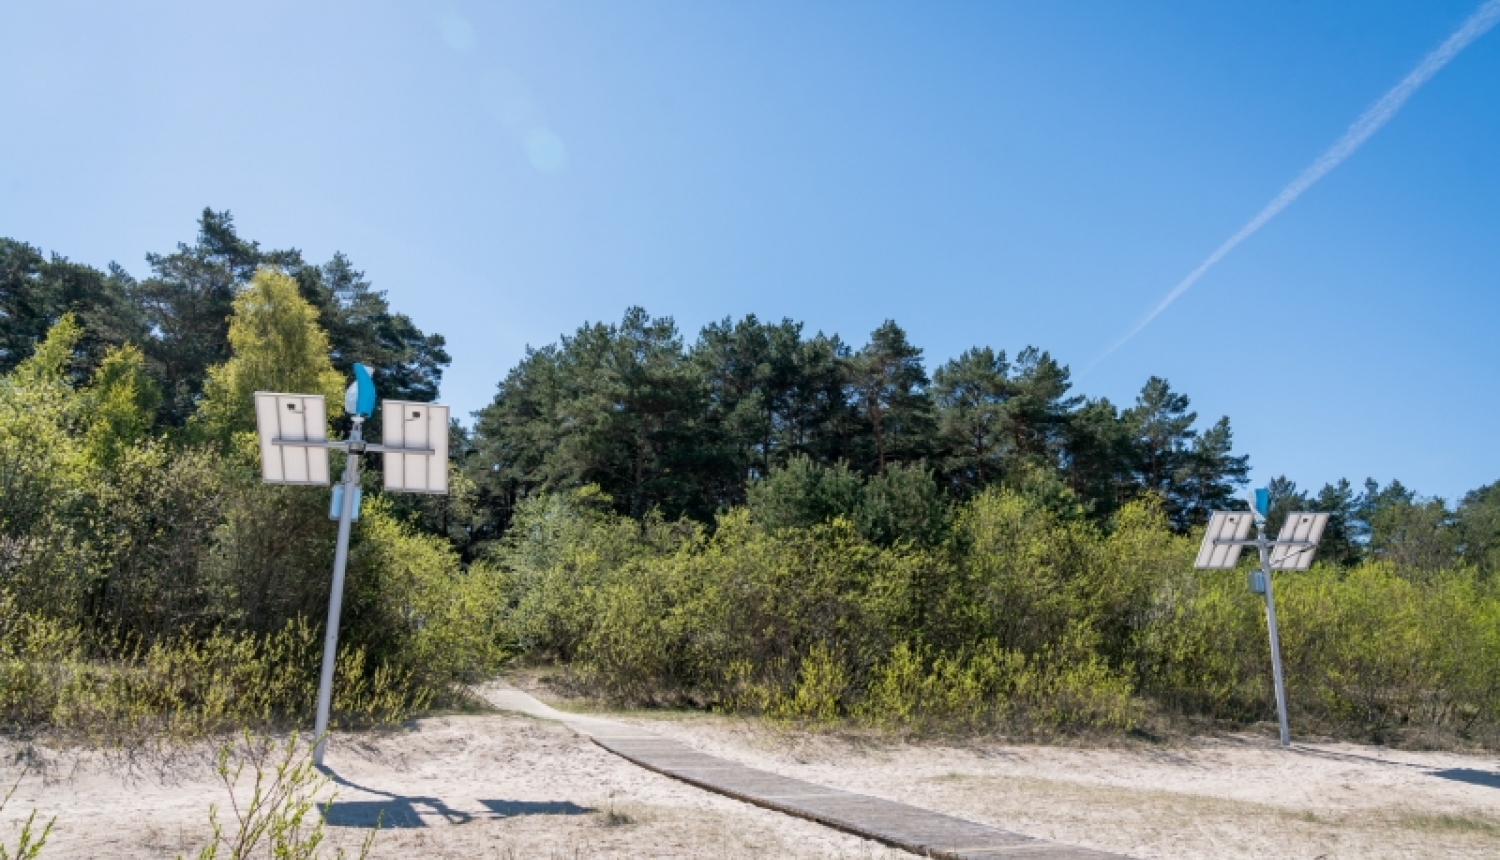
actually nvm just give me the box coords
[1278,564,1500,741]
[0,601,425,743]
[496,485,1500,742]
[746,455,949,547]
[0,317,505,740]
[187,732,377,860]
[496,488,1145,733]
[0,774,53,860]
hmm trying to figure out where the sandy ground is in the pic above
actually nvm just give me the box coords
[598,712,1500,859]
[3,684,1498,859]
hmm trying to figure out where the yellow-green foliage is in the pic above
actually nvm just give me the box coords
[1278,565,1500,740]
[0,595,421,743]
[1132,562,1500,740]
[0,316,165,625]
[1,310,504,742]
[193,267,345,443]
[347,497,506,689]
[496,485,1500,742]
[82,342,159,467]
[494,488,1147,733]
[188,732,377,860]
[0,774,53,860]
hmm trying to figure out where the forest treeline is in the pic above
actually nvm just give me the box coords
[463,308,1500,576]
[10,210,1500,571]
[467,308,1252,537]
[0,209,448,425]
[3,211,1499,745]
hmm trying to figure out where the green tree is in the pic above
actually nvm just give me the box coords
[1456,480,1500,577]
[1123,376,1248,529]
[690,315,851,496]
[562,308,710,519]
[1000,347,1080,471]
[1360,479,1457,576]
[468,342,570,539]
[1176,416,1249,525]
[1310,478,1364,567]
[0,314,92,559]
[1060,397,1134,516]
[0,239,146,379]
[294,252,450,404]
[82,343,161,467]
[855,462,948,547]
[471,307,714,524]
[133,210,262,423]
[746,454,863,532]
[844,321,935,474]
[128,209,447,425]
[931,347,1011,495]
[192,267,346,444]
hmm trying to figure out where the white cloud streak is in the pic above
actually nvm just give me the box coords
[1089,0,1500,371]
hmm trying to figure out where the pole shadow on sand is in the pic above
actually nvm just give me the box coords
[316,766,594,828]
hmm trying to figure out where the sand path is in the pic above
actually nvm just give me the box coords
[2,684,1497,859]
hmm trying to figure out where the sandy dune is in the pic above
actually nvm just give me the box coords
[3,685,1498,859]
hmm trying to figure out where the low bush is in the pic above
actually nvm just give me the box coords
[493,485,1500,744]
[188,732,378,860]
[0,602,421,744]
[0,314,506,743]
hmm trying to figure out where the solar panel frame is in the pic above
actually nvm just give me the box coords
[380,400,450,494]
[253,392,331,486]
[1195,511,1254,569]
[1270,512,1329,571]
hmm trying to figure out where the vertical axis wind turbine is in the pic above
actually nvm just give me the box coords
[1195,489,1328,747]
[254,363,450,766]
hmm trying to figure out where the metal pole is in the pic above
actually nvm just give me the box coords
[313,417,362,767]
[1257,525,1291,747]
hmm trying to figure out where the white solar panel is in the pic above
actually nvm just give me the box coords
[1195,511,1254,569]
[1270,512,1329,571]
[380,400,450,494]
[253,392,331,486]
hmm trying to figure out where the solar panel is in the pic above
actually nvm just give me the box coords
[380,400,450,494]
[1195,511,1254,569]
[253,392,331,486]
[1270,512,1329,571]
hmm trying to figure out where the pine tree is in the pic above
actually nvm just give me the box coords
[691,315,852,495]
[1000,347,1080,471]
[1123,376,1247,529]
[1060,397,1134,516]
[0,239,145,379]
[932,347,1011,495]
[844,321,936,474]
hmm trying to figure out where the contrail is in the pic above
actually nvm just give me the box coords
[1089,0,1500,371]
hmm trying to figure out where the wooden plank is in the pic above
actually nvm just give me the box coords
[591,735,1134,860]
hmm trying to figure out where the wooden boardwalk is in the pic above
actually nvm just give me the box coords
[487,687,1133,860]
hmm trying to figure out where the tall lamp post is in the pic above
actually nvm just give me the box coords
[253,363,451,766]
[1195,492,1328,747]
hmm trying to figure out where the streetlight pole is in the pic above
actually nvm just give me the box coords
[1255,523,1291,748]
[313,416,363,767]
[1196,502,1328,751]
[253,364,450,769]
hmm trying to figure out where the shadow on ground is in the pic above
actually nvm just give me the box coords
[324,797,593,828]
[1430,768,1500,790]
[317,767,594,828]
[1289,745,1500,792]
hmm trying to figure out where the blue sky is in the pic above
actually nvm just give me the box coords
[3,1,1497,502]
